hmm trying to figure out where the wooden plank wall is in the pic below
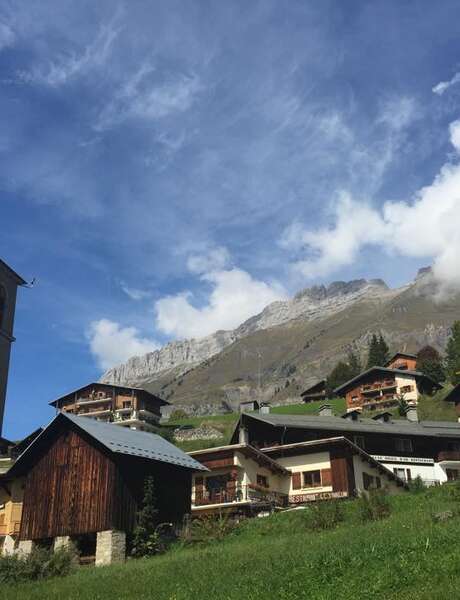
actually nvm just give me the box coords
[330,446,356,494]
[19,429,123,540]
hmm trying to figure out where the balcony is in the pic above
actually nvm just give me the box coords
[193,485,288,508]
[77,408,112,418]
[75,397,113,406]
[361,380,397,395]
[437,451,460,463]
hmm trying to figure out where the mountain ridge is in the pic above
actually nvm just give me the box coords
[100,268,460,414]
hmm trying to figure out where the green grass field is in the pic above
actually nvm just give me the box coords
[5,485,460,600]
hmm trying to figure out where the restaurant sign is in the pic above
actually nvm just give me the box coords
[290,491,348,504]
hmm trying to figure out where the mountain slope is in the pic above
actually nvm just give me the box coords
[101,269,460,414]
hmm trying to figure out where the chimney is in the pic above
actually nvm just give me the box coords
[372,412,392,423]
[405,404,419,423]
[239,426,249,445]
[259,402,271,415]
[319,404,333,417]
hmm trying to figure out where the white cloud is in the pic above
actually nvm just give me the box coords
[0,22,15,51]
[95,62,202,130]
[155,249,287,339]
[433,72,460,95]
[283,119,460,294]
[19,9,122,86]
[120,285,151,301]
[87,319,159,370]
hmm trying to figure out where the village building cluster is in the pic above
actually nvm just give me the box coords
[2,257,460,565]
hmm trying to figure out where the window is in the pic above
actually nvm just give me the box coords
[353,436,366,449]
[375,477,381,489]
[395,438,412,453]
[393,467,406,480]
[303,470,322,488]
[446,469,459,481]
[447,442,460,451]
[400,385,413,394]
[256,474,269,488]
[363,472,375,490]
[122,401,132,409]
[0,285,6,330]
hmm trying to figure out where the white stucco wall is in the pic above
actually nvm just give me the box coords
[395,373,419,403]
[352,455,402,494]
[274,451,333,495]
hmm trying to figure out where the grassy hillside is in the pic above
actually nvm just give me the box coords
[5,485,460,600]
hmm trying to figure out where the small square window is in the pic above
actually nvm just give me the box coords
[256,474,269,488]
[303,470,322,488]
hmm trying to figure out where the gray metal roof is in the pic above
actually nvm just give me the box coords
[241,412,460,439]
[60,413,208,471]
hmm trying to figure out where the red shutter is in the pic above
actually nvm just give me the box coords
[292,472,301,490]
[321,468,332,486]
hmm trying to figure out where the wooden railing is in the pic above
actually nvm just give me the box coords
[193,486,288,507]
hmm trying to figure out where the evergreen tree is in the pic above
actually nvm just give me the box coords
[446,321,460,385]
[416,345,445,384]
[366,333,389,368]
[377,334,390,366]
[347,347,361,378]
[366,334,380,369]
[131,476,162,557]
[326,361,353,395]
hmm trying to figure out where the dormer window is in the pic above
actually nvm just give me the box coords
[0,285,6,330]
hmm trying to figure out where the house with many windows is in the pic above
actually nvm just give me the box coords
[229,406,460,487]
[188,436,405,516]
[333,366,440,411]
[49,382,169,432]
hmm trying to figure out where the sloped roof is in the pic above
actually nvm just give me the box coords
[301,380,326,396]
[9,413,207,475]
[333,366,440,395]
[0,258,26,285]
[444,383,460,403]
[386,352,417,365]
[49,382,170,407]
[233,411,460,441]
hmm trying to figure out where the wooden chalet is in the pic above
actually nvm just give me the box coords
[385,352,418,371]
[333,366,440,411]
[188,437,405,516]
[230,409,460,486]
[49,382,169,433]
[444,383,460,417]
[301,380,327,403]
[3,413,206,563]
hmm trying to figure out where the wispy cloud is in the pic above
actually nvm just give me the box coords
[18,7,123,86]
[120,284,151,301]
[0,21,15,51]
[433,72,460,95]
[95,62,202,130]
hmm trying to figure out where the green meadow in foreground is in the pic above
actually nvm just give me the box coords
[4,484,460,600]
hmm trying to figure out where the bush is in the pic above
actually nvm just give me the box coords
[306,500,344,531]
[170,409,188,420]
[408,475,426,494]
[0,547,75,584]
[183,514,237,545]
[357,489,391,522]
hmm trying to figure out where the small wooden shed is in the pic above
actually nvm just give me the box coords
[8,413,207,564]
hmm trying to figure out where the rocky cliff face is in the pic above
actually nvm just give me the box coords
[100,268,460,415]
[100,277,394,386]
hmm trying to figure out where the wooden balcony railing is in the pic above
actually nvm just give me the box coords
[193,485,288,508]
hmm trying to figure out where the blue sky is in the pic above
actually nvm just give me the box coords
[2,1,460,439]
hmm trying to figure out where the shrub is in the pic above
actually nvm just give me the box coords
[170,409,188,420]
[183,514,237,545]
[131,476,168,557]
[357,489,391,522]
[0,548,75,584]
[306,500,344,531]
[408,475,426,494]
